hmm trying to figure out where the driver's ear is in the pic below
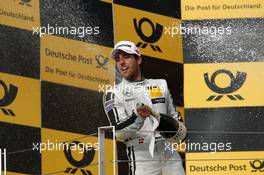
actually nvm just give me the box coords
[136,56,142,65]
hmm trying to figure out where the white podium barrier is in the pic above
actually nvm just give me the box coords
[0,148,6,175]
[98,126,116,175]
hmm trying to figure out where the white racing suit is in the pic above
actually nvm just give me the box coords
[103,78,185,175]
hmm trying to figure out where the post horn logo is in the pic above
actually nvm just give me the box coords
[18,0,32,7]
[204,69,247,101]
[64,141,95,175]
[0,80,18,117]
[95,55,109,70]
[133,17,163,52]
[250,160,264,172]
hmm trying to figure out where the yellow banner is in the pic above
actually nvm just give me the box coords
[100,0,112,4]
[0,72,40,127]
[186,151,264,175]
[184,62,264,108]
[0,0,40,31]
[176,106,185,121]
[5,172,30,175]
[182,0,264,20]
[41,35,115,92]
[113,4,183,63]
[41,128,115,175]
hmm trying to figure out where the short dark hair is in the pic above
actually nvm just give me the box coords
[114,50,140,60]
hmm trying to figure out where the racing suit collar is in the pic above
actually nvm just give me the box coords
[122,77,146,86]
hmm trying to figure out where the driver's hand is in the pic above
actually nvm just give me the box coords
[136,104,152,118]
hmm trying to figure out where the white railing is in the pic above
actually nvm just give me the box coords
[98,126,116,175]
[0,148,6,175]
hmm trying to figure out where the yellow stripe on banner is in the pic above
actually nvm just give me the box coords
[41,35,115,92]
[0,0,40,31]
[186,151,264,175]
[5,172,31,175]
[100,0,112,4]
[182,0,264,20]
[0,72,40,128]
[114,4,183,63]
[184,62,264,108]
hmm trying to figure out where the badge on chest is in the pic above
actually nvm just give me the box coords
[147,86,165,104]
[147,86,163,97]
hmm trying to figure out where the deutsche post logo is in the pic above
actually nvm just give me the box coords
[0,80,18,116]
[250,160,264,172]
[95,55,109,70]
[204,69,247,101]
[64,141,95,175]
[133,17,163,52]
[18,0,32,7]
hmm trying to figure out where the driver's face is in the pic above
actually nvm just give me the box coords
[115,51,141,81]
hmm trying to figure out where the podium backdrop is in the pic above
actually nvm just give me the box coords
[0,0,263,174]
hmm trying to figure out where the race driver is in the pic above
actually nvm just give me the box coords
[103,40,186,175]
